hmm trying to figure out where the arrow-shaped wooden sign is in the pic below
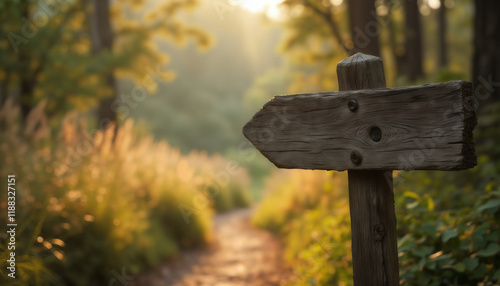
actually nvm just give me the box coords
[243,80,477,171]
[243,53,478,286]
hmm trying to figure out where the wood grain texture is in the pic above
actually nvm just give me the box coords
[242,79,477,171]
[339,53,399,286]
[337,53,386,90]
[348,170,399,286]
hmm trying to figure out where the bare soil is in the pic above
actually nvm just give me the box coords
[132,208,284,286]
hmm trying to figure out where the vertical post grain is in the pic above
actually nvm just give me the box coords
[337,53,400,286]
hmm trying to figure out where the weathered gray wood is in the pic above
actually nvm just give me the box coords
[337,53,386,90]
[242,52,479,285]
[348,170,398,286]
[339,53,399,286]
[242,78,477,171]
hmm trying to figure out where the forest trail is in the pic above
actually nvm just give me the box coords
[132,208,284,286]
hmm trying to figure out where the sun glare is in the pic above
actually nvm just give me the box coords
[234,0,285,19]
[235,0,270,13]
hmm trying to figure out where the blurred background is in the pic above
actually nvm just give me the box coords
[0,0,499,285]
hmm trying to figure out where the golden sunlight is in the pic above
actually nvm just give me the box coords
[234,0,270,13]
[234,0,284,19]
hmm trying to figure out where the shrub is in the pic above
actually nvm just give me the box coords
[253,170,353,285]
[0,100,250,285]
[398,188,500,285]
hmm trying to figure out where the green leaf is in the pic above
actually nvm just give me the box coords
[485,229,500,242]
[459,240,470,251]
[442,229,458,243]
[418,257,427,268]
[476,199,500,213]
[463,257,478,271]
[414,246,434,258]
[472,262,489,279]
[425,261,437,270]
[493,268,500,280]
[403,191,420,200]
[477,243,500,257]
[475,223,491,234]
[472,223,490,249]
[452,262,466,273]
[421,223,437,235]
[399,243,417,253]
[426,197,435,211]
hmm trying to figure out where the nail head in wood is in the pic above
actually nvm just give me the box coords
[350,151,362,165]
[348,99,359,112]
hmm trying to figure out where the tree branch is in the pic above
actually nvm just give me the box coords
[29,2,81,87]
[303,0,352,55]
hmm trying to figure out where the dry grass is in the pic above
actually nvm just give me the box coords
[0,99,251,285]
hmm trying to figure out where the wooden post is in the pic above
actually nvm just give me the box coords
[243,53,476,286]
[337,53,399,285]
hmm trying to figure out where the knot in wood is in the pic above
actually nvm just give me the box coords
[374,224,385,241]
[369,126,382,142]
[350,151,362,165]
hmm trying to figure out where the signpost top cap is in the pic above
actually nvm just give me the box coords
[337,52,383,67]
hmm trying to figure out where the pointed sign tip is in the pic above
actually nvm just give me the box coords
[242,121,251,141]
[240,81,476,171]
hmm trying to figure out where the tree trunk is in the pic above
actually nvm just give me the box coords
[17,0,77,120]
[385,0,405,76]
[20,78,36,120]
[0,70,10,109]
[438,0,448,68]
[403,0,424,81]
[88,0,117,126]
[473,0,500,107]
[19,0,34,120]
[346,0,380,57]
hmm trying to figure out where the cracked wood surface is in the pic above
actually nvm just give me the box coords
[243,80,476,171]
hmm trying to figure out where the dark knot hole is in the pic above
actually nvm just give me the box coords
[370,126,382,142]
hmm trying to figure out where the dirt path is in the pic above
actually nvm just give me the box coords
[133,208,284,286]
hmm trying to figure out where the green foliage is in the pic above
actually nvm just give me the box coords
[253,170,344,234]
[282,207,352,285]
[395,101,500,285]
[209,178,252,213]
[0,102,250,285]
[276,0,474,89]
[398,189,500,285]
[0,0,211,120]
[253,170,353,285]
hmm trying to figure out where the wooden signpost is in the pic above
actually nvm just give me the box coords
[243,53,477,285]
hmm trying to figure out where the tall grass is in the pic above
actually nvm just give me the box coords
[253,169,353,285]
[0,99,251,285]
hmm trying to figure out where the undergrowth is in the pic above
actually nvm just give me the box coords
[0,100,251,285]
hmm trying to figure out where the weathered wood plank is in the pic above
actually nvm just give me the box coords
[243,80,477,171]
[339,53,399,286]
[348,170,398,286]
